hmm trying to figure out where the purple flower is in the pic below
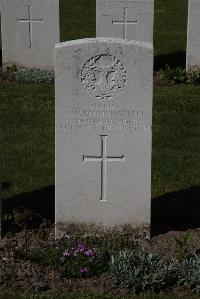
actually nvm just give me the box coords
[60,257,65,262]
[80,266,89,274]
[76,243,87,253]
[63,250,71,257]
[84,249,94,257]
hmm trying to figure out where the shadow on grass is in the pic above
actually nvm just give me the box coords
[151,186,200,236]
[1,182,11,191]
[154,51,186,70]
[3,185,54,220]
[2,185,54,234]
[2,185,200,237]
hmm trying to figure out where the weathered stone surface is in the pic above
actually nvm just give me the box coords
[1,0,59,70]
[55,38,153,236]
[187,0,200,70]
[96,0,154,43]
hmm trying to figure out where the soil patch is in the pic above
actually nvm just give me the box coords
[0,227,200,297]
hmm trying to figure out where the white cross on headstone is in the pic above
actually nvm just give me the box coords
[112,7,138,40]
[17,5,43,48]
[83,135,125,201]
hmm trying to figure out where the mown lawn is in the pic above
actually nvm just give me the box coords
[154,0,188,57]
[1,83,199,201]
[0,83,54,198]
[152,85,200,197]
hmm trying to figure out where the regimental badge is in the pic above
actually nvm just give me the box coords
[81,54,127,100]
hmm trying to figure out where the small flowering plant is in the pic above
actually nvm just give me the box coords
[59,241,96,277]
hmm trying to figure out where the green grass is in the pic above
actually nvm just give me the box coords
[152,85,200,197]
[59,0,95,42]
[0,83,54,198]
[1,83,199,200]
[154,0,188,56]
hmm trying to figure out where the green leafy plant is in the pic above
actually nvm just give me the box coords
[176,232,192,261]
[29,236,110,278]
[179,253,200,295]
[29,246,71,269]
[160,65,200,85]
[14,67,54,84]
[160,65,187,84]
[187,66,200,85]
[110,249,177,294]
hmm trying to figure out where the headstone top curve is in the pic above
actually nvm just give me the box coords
[55,38,153,50]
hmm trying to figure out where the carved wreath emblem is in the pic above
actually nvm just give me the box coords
[81,54,127,100]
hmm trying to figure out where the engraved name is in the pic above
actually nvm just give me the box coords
[58,108,149,132]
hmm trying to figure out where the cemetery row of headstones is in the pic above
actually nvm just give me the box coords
[0,0,199,237]
[0,0,200,70]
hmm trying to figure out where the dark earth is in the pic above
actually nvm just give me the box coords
[1,225,200,297]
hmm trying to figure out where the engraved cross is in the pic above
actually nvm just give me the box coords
[112,7,138,40]
[83,135,125,201]
[17,5,43,48]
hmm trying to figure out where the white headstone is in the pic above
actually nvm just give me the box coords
[186,0,200,70]
[96,0,154,43]
[1,0,60,70]
[55,38,153,236]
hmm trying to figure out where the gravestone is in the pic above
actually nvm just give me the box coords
[96,0,154,43]
[186,0,200,70]
[1,0,59,70]
[55,38,153,236]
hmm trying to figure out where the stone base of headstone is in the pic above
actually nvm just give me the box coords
[56,222,150,241]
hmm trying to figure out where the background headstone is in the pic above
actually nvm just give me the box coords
[55,38,153,236]
[96,0,154,43]
[186,0,200,70]
[1,0,60,70]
